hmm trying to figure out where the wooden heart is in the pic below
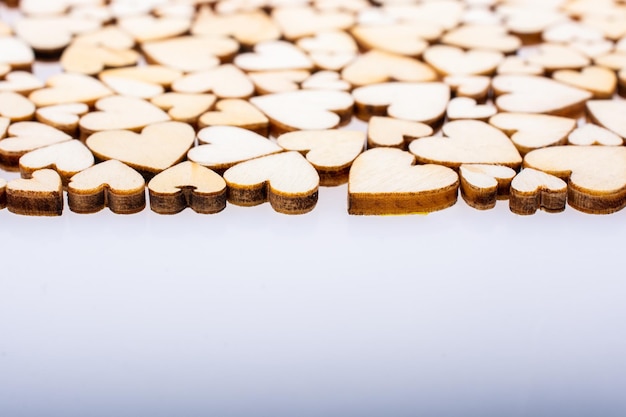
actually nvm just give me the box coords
[351,23,440,56]
[99,76,164,99]
[86,121,195,176]
[489,113,576,155]
[148,161,227,214]
[19,140,94,185]
[0,71,44,95]
[79,96,170,139]
[0,122,72,168]
[568,124,623,146]
[188,125,282,172]
[271,6,354,40]
[409,120,522,168]
[29,73,113,107]
[0,91,36,122]
[71,25,135,50]
[60,43,139,75]
[367,116,433,149]
[14,15,101,54]
[586,100,626,139]
[191,8,280,47]
[459,164,516,210]
[150,93,216,124]
[223,151,319,215]
[341,50,437,87]
[552,66,616,99]
[99,65,183,89]
[509,168,567,215]
[594,52,626,71]
[423,45,503,76]
[492,74,592,117]
[0,37,34,71]
[302,71,351,91]
[444,75,491,101]
[6,169,63,216]
[250,89,354,135]
[524,146,626,214]
[276,129,365,186]
[35,103,89,135]
[447,97,497,121]
[118,15,191,43]
[352,82,449,124]
[296,30,357,71]
[496,56,543,76]
[171,64,254,98]
[68,159,146,214]
[526,43,590,71]
[348,147,459,215]
[234,40,314,72]
[248,70,310,95]
[197,99,269,136]
[142,35,238,72]
[442,24,522,53]
[380,1,464,30]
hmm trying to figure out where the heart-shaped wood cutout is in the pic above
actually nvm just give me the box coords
[444,75,491,101]
[442,24,522,53]
[526,43,590,71]
[423,45,503,76]
[118,15,191,43]
[223,151,319,215]
[447,97,497,121]
[594,51,626,71]
[496,56,544,76]
[348,147,459,215]
[86,121,195,177]
[72,25,135,50]
[459,164,516,210]
[29,73,113,107]
[341,50,437,87]
[60,43,140,76]
[524,146,626,214]
[197,99,269,136]
[351,23,440,57]
[272,6,354,40]
[142,35,238,72]
[586,100,626,139]
[509,168,567,215]
[352,82,449,124]
[367,116,433,149]
[6,169,63,216]
[68,159,146,214]
[99,76,164,99]
[0,71,44,95]
[188,125,282,172]
[302,71,351,91]
[381,1,464,30]
[568,124,623,146]
[171,64,254,98]
[0,91,36,122]
[14,15,101,54]
[248,70,310,95]
[296,30,357,71]
[148,161,227,214]
[150,93,216,125]
[277,129,365,186]
[0,117,9,139]
[250,89,354,136]
[552,66,616,99]
[409,120,523,168]
[0,122,72,168]
[489,112,576,155]
[36,103,89,135]
[99,65,183,89]
[0,37,34,71]
[234,40,314,72]
[191,8,280,47]
[19,140,94,185]
[79,96,170,139]
[492,74,592,117]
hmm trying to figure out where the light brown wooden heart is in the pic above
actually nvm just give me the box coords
[447,98,497,121]
[35,103,89,135]
[302,71,351,91]
[509,168,567,215]
[367,116,433,149]
[496,56,543,76]
[197,99,269,136]
[99,65,183,89]
[442,24,522,53]
[234,41,314,72]
[552,66,616,99]
[19,140,94,185]
[14,15,101,54]
[150,93,216,125]
[0,122,72,168]
[6,169,63,216]
[271,6,354,40]
[423,45,503,76]
[0,91,36,122]
[341,50,437,87]
[171,64,254,98]
[459,164,516,210]
[586,100,626,139]
[526,43,590,71]
[296,30,357,71]
[248,70,310,95]
[191,8,280,47]
[142,35,239,72]
[0,71,44,95]
[568,124,623,146]
[0,37,34,71]
[351,23,440,57]
[444,75,491,101]
[29,73,113,107]
[60,43,139,76]
[118,15,191,43]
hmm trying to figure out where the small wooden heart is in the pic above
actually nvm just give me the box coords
[367,116,433,149]
[29,73,113,107]
[36,103,89,135]
[509,168,567,215]
[0,122,72,168]
[447,97,497,121]
[0,71,44,95]
[171,64,254,98]
[586,100,626,139]
[0,91,36,122]
[0,36,34,71]
[552,66,617,99]
[234,40,314,72]
[424,45,503,76]
[459,164,516,210]
[568,124,623,146]
[191,8,280,47]
[6,169,63,216]
[197,99,269,136]
[142,35,239,72]
[341,50,437,87]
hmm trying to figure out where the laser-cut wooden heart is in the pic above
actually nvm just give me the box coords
[99,76,164,99]
[188,125,282,172]
[496,56,543,76]
[509,168,567,215]
[29,73,113,107]
[250,89,354,135]
[552,66,616,99]
[586,100,626,139]
[148,161,227,214]
[277,129,365,186]
[459,164,516,210]
[191,8,280,47]
[35,103,89,135]
[86,121,195,176]
[150,93,216,125]
[272,6,354,40]
[99,65,183,89]
[523,146,626,214]
[302,71,351,91]
[248,70,310,95]
[348,147,459,215]
[341,50,437,87]
[0,37,34,71]
[380,1,464,30]
[568,124,623,146]
[71,25,135,50]
[492,75,592,117]
[423,45,503,76]
[296,30,357,71]
[142,35,238,72]
[60,43,140,75]
[442,24,522,53]
[489,113,576,155]
[0,91,36,122]
[367,116,433,149]
[447,97,497,121]
[19,139,94,184]
[171,64,254,98]
[0,71,44,95]
[409,120,523,169]
[234,40,314,72]
[526,43,590,71]
[14,15,101,54]
[68,159,146,214]
[118,15,191,43]
[351,23,440,56]
[197,99,269,135]
[352,82,449,124]
[0,122,72,168]
[6,169,63,216]
[444,75,491,101]
[223,151,319,215]
[594,51,626,71]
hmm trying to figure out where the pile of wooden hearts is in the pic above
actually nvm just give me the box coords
[1,0,626,216]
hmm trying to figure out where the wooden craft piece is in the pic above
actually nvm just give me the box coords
[234,41,314,72]
[423,45,503,76]
[568,124,623,146]
[301,71,351,91]
[197,99,269,136]
[249,90,353,136]
[582,14,626,41]
[0,92,36,122]
[552,66,617,99]
[86,121,195,177]
[348,147,459,215]
[223,151,319,215]
[569,39,614,60]
[496,56,543,76]
[99,66,183,89]
[526,43,590,72]
[188,125,283,172]
[19,0,103,16]
[352,82,449,124]
[594,52,626,71]
[296,30,357,71]
[542,21,604,44]
[29,73,113,107]
[99,76,164,99]
[19,140,95,185]
[191,8,281,47]
[150,93,216,125]
[408,120,522,169]
[171,65,254,99]
[367,116,433,149]
[276,130,365,186]
[444,75,491,101]
[442,24,522,53]
[71,26,135,50]
[118,15,191,43]
[14,16,101,54]
[79,96,170,139]
[459,164,516,210]
[341,50,437,87]
[351,23,440,57]
[154,3,195,19]
[6,169,63,216]
[523,146,626,214]
[35,103,89,136]
[60,43,140,75]
[500,6,566,40]
[509,168,567,215]
[248,70,310,95]
[381,1,464,30]
[0,71,44,95]
[586,100,626,139]
[68,159,146,214]
[492,75,592,117]
[489,113,576,155]
[142,35,239,72]
[0,122,72,168]
[148,161,227,214]
[447,97,497,121]
[271,6,354,40]
[0,177,5,210]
